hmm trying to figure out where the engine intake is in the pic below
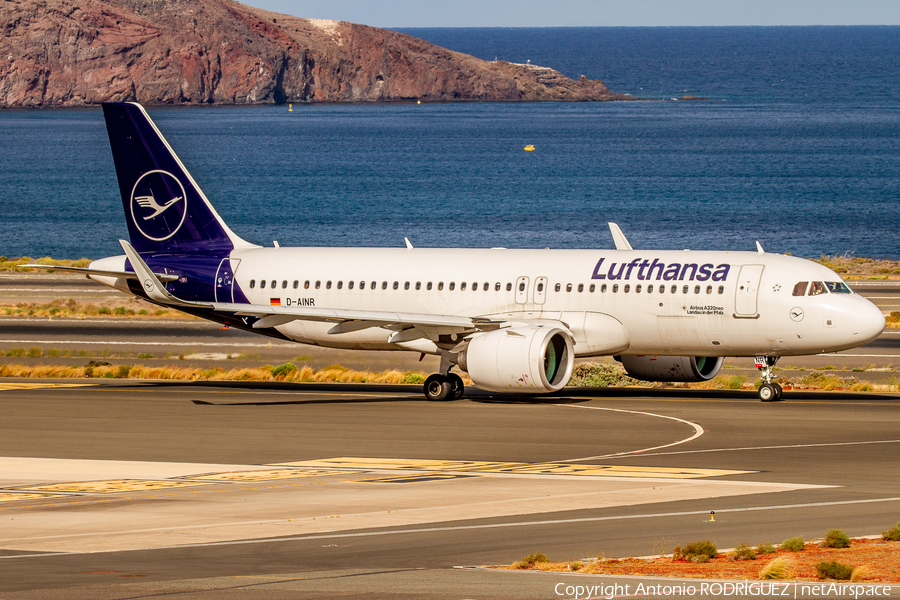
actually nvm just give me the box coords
[618,355,723,382]
[458,326,575,393]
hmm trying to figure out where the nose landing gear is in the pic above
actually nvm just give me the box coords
[755,355,783,402]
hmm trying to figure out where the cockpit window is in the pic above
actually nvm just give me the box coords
[792,282,808,296]
[825,281,852,294]
[808,281,827,296]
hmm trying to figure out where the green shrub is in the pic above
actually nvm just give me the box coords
[137,353,153,359]
[27,346,42,358]
[271,362,298,378]
[816,561,853,580]
[673,540,717,562]
[116,365,132,378]
[757,542,776,555]
[822,529,850,549]
[882,522,900,541]
[514,552,550,569]
[729,542,757,561]
[781,536,805,551]
[401,372,425,384]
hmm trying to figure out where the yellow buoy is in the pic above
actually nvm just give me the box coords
[288,103,293,112]
[524,144,535,151]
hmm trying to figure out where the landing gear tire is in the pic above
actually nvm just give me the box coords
[424,374,452,402]
[448,373,465,400]
[759,383,782,402]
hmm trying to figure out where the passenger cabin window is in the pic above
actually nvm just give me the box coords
[793,282,809,296]
[694,285,700,294]
[261,280,267,289]
[578,284,584,292]
[449,282,455,290]
[518,282,526,292]
[304,280,310,289]
[635,284,641,293]
[495,282,501,291]
[404,281,410,290]
[282,280,288,289]
[348,281,354,290]
[718,285,725,294]
[438,282,444,291]
[271,280,276,289]
[427,282,433,291]
[538,283,545,292]
[337,281,343,289]
[382,282,387,290]
[393,281,399,290]
[589,284,595,292]
[826,281,852,294]
[293,281,299,289]
[647,284,653,293]
[601,284,607,293]
[461,282,467,291]
[706,285,713,294]
[566,284,572,292]
[555,283,561,292]
[415,282,421,290]
[315,281,321,289]
[624,284,630,293]
[612,284,619,293]
[506,283,513,292]
[809,281,827,296]
[371,281,376,290]
[326,281,332,289]
[250,280,256,289]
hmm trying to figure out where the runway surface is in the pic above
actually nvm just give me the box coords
[0,380,898,598]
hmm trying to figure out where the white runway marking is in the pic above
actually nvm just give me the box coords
[590,438,900,460]
[554,404,705,462]
[3,496,897,559]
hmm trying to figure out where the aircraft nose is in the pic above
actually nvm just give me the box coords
[852,300,886,344]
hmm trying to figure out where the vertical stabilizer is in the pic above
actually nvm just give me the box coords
[102,102,256,254]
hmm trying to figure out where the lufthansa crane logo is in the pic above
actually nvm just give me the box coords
[129,170,188,241]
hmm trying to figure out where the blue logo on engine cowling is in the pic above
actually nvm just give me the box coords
[591,258,730,282]
[129,170,187,241]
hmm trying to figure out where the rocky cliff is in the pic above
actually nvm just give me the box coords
[0,0,631,107]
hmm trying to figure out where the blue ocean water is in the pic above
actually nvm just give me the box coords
[1,27,899,259]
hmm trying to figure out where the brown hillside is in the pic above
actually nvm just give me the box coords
[0,0,631,106]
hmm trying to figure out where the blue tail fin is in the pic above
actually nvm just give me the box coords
[102,102,254,254]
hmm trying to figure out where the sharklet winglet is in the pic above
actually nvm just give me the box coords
[608,223,634,251]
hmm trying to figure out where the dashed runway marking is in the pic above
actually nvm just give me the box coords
[274,457,751,479]
[179,469,356,482]
[0,382,94,392]
[0,492,65,502]
[12,480,212,494]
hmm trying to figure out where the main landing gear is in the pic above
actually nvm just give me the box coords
[423,350,464,401]
[755,355,783,402]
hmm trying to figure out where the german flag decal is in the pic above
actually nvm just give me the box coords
[270,298,281,306]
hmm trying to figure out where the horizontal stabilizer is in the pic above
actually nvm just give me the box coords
[20,264,179,282]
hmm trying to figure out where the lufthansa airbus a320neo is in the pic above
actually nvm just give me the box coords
[27,103,885,402]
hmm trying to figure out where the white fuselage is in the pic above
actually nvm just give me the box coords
[193,246,885,358]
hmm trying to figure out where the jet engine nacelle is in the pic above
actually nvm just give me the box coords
[618,355,723,382]
[458,326,575,393]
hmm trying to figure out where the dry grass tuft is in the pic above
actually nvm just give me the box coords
[759,556,794,580]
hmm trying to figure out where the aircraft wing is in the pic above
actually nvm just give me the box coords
[20,264,179,282]
[209,301,499,334]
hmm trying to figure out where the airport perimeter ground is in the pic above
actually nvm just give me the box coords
[1,273,900,598]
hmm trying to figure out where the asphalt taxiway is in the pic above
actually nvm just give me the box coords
[0,381,898,598]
